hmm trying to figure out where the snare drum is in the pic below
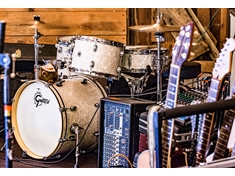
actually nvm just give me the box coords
[121,46,168,73]
[71,36,124,80]
[12,74,107,159]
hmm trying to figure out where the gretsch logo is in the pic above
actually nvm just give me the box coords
[34,88,50,107]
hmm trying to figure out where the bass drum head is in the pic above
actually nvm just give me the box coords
[12,75,107,159]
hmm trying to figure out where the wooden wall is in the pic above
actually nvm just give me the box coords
[129,8,230,72]
[0,8,231,73]
[0,8,128,45]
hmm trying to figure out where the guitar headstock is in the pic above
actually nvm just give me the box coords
[212,38,235,80]
[171,21,194,67]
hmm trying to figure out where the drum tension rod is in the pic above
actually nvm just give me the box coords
[59,106,77,112]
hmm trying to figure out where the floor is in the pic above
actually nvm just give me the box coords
[0,135,98,168]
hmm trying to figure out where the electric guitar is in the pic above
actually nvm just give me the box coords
[212,75,235,160]
[136,21,194,168]
[195,38,235,165]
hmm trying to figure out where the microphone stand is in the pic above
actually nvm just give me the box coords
[0,53,13,168]
[0,20,13,168]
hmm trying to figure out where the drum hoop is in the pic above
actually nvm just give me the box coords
[11,80,68,159]
[57,36,76,44]
[124,48,168,55]
[12,77,107,159]
[75,35,124,48]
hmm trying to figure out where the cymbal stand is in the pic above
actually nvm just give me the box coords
[128,78,142,98]
[34,28,44,80]
[154,31,165,103]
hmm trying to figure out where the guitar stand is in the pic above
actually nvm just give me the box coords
[152,98,235,168]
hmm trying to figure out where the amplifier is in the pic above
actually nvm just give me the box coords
[98,97,155,168]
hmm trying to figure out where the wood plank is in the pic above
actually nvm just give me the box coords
[186,8,219,61]
[196,8,218,45]
[210,8,222,51]
[0,8,127,12]
[219,8,229,50]
[135,8,152,45]
[1,11,127,36]
[4,35,127,45]
[197,8,210,27]
[150,8,210,61]
[194,60,215,73]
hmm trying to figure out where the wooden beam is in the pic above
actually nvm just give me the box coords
[220,8,229,49]
[196,8,211,27]
[186,8,219,61]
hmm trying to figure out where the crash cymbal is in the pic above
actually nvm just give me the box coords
[17,20,69,29]
[129,13,180,33]
[129,23,180,33]
[10,15,69,29]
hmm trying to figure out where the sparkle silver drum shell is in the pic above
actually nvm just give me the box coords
[55,36,76,76]
[55,36,75,62]
[121,46,168,73]
[12,74,107,159]
[71,35,124,80]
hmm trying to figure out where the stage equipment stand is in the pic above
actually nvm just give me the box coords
[34,27,44,80]
[154,31,165,103]
[0,20,13,168]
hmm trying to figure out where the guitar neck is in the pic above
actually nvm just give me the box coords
[162,64,180,168]
[195,78,221,164]
[195,37,235,165]
[213,89,235,160]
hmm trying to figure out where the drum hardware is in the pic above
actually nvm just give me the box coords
[90,60,95,73]
[81,78,88,84]
[20,15,70,80]
[59,106,77,112]
[34,27,44,80]
[154,32,165,103]
[22,150,27,158]
[121,72,147,98]
[58,136,76,142]
[129,12,179,103]
[69,123,82,168]
[55,79,65,87]
[93,43,98,52]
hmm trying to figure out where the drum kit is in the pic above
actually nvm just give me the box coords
[10,12,181,164]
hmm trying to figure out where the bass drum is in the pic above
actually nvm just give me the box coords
[12,74,107,159]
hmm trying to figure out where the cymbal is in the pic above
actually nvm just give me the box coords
[17,20,70,29]
[129,13,181,33]
[129,23,181,33]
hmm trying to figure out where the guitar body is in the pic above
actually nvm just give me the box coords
[137,104,161,168]
[137,150,156,168]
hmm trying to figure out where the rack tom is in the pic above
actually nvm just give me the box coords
[71,36,124,80]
